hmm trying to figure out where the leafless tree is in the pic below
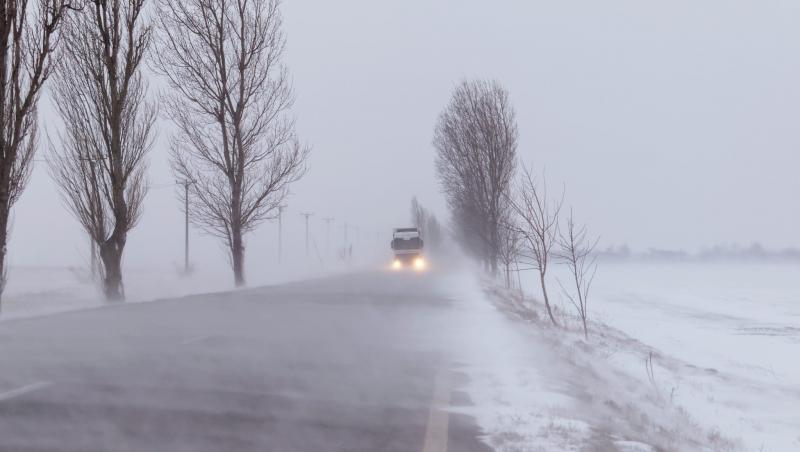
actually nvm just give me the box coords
[512,166,562,326]
[410,196,425,233]
[434,79,517,273]
[152,0,308,287]
[0,0,76,307]
[409,196,444,253]
[557,209,599,340]
[425,213,443,253]
[498,216,521,289]
[50,0,154,301]
[449,192,486,262]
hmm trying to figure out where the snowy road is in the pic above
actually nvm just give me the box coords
[0,272,491,452]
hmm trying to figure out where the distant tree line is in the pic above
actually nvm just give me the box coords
[0,0,308,308]
[409,196,443,253]
[597,242,800,262]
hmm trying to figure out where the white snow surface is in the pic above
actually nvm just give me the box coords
[589,262,800,452]
[0,260,359,320]
[441,262,800,452]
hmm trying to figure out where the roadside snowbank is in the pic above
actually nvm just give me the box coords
[439,268,755,451]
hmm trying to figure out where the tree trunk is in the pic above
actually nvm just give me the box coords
[99,239,124,302]
[0,192,10,311]
[490,220,500,276]
[574,271,588,340]
[0,216,7,311]
[539,271,558,326]
[231,228,245,287]
[230,172,246,287]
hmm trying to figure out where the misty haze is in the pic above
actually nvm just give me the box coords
[0,1,796,451]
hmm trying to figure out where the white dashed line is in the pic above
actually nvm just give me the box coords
[0,381,52,402]
[421,369,451,452]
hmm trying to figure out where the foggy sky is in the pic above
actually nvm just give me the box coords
[10,0,800,271]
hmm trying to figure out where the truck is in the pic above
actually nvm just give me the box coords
[390,227,426,270]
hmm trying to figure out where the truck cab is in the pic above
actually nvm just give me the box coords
[390,228,426,270]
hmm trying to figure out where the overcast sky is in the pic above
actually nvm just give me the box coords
[10,0,800,271]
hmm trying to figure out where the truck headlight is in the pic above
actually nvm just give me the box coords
[392,259,402,270]
[413,257,426,270]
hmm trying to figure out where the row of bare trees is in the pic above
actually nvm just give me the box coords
[434,79,517,272]
[0,0,307,307]
[434,79,598,338]
[409,196,443,253]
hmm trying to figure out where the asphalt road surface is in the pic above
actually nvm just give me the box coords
[0,271,492,452]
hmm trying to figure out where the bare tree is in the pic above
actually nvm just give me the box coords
[410,196,425,232]
[434,79,517,273]
[50,0,154,301]
[512,166,562,325]
[409,196,444,253]
[425,213,443,253]
[497,216,521,289]
[557,209,598,340]
[448,194,485,262]
[0,0,75,307]
[152,0,308,287]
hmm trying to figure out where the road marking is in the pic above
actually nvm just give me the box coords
[0,381,52,402]
[421,369,451,452]
[180,335,212,345]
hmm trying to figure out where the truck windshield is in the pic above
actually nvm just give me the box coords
[392,237,422,250]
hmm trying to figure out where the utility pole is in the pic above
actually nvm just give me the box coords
[300,212,314,257]
[177,179,195,274]
[277,205,287,263]
[322,217,334,257]
[342,222,351,263]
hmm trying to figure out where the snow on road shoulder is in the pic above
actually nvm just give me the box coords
[440,272,587,451]
[438,270,743,452]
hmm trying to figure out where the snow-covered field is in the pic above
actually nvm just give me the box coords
[0,266,232,319]
[0,258,365,319]
[446,262,800,451]
[591,262,800,451]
